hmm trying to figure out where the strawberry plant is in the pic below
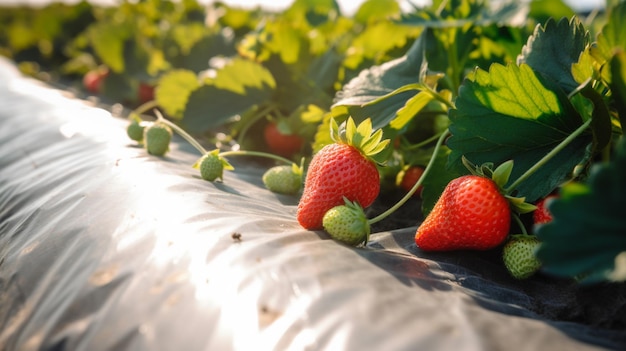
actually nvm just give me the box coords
[1,0,625,284]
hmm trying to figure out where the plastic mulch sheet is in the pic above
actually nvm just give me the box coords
[1,57,625,351]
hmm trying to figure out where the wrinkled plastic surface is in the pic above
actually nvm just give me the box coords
[0,57,625,351]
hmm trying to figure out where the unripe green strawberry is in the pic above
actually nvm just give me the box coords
[503,235,542,279]
[144,122,172,156]
[126,114,150,143]
[262,164,303,195]
[195,149,234,182]
[322,199,370,246]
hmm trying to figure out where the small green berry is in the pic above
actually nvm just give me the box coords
[322,198,370,246]
[196,149,234,182]
[144,122,172,156]
[262,164,302,195]
[200,153,223,181]
[127,115,151,143]
[502,235,542,279]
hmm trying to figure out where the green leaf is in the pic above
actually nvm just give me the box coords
[333,30,427,129]
[420,145,463,216]
[448,63,592,202]
[590,1,626,84]
[580,83,613,151]
[390,89,435,130]
[156,69,200,119]
[609,51,626,130]
[101,71,135,102]
[169,30,236,73]
[354,0,400,23]
[536,137,626,283]
[171,23,207,56]
[528,0,575,25]
[261,20,303,65]
[209,57,276,95]
[571,49,595,85]
[517,17,590,94]
[87,21,130,73]
[343,21,418,71]
[182,59,275,132]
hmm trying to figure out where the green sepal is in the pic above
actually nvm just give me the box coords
[330,116,391,165]
[192,149,235,171]
[291,158,304,177]
[506,195,537,214]
[462,156,535,214]
[492,160,514,189]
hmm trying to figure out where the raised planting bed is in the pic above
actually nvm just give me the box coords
[1,56,625,351]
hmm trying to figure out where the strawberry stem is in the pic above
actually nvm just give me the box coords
[504,118,592,194]
[154,110,208,155]
[368,129,451,225]
[154,110,294,170]
[402,131,447,151]
[132,99,159,116]
[236,103,279,145]
[511,213,528,235]
[219,150,295,166]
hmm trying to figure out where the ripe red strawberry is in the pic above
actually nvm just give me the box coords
[397,165,425,197]
[264,121,304,158]
[138,82,155,104]
[297,117,389,230]
[83,68,108,94]
[415,174,511,251]
[533,194,557,225]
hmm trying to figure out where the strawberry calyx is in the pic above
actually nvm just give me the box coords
[330,117,390,165]
[462,156,536,215]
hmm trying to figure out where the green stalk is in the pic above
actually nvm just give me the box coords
[154,110,208,155]
[219,150,294,166]
[512,213,528,235]
[368,129,450,225]
[132,99,159,116]
[154,110,294,166]
[504,118,592,194]
[236,103,278,144]
[404,130,447,150]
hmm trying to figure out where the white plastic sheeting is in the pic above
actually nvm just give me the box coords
[0,57,624,351]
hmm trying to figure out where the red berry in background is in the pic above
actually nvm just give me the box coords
[397,166,425,197]
[83,69,108,94]
[533,194,558,225]
[138,82,155,103]
[264,122,304,158]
